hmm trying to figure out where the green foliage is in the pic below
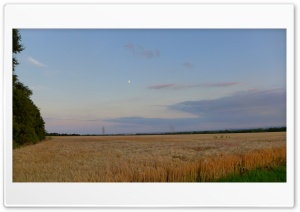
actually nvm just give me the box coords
[13,29,46,148]
[13,29,24,71]
[216,165,286,182]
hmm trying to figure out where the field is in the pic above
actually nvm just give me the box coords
[13,132,286,182]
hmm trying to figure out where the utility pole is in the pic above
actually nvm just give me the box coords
[102,126,105,135]
[170,124,174,133]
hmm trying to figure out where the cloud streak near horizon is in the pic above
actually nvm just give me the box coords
[104,88,286,132]
[148,82,240,90]
[169,88,286,120]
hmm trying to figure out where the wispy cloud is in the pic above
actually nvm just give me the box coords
[125,42,160,59]
[148,82,240,90]
[106,89,284,132]
[45,117,103,122]
[28,56,47,67]
[182,62,194,69]
[105,86,286,133]
[169,88,286,122]
[148,83,176,89]
[200,82,240,87]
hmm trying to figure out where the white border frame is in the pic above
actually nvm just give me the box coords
[3,4,294,207]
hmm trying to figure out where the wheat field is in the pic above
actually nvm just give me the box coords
[13,132,286,182]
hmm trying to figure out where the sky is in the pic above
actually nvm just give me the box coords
[14,29,286,134]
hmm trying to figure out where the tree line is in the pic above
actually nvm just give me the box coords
[47,133,81,136]
[159,127,287,135]
[47,127,286,137]
[13,29,46,148]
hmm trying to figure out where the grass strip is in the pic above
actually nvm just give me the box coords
[215,165,286,182]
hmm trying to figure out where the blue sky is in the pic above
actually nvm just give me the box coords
[14,29,286,134]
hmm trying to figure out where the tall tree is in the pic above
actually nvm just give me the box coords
[13,29,24,85]
[13,29,24,71]
[13,29,46,148]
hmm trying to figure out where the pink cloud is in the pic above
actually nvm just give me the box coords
[148,83,176,89]
[148,82,240,90]
[202,82,240,87]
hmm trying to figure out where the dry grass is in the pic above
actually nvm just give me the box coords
[13,132,286,182]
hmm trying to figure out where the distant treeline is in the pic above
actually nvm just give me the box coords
[46,132,103,136]
[159,127,287,135]
[47,133,81,136]
[46,127,286,137]
[136,127,286,136]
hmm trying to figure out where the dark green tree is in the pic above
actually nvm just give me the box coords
[13,29,46,148]
[13,29,24,69]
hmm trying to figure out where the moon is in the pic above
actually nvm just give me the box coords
[128,80,131,84]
